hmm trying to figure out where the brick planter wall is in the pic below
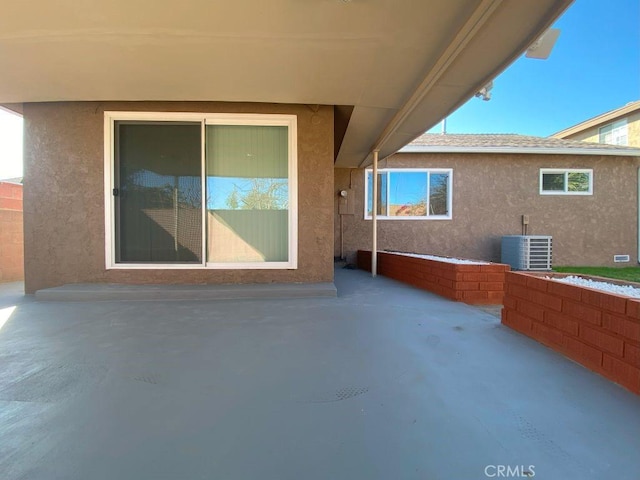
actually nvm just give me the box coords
[502,271,640,395]
[357,250,509,305]
[0,182,23,282]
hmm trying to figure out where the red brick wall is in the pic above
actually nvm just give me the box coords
[357,250,509,304]
[0,182,24,282]
[502,271,640,395]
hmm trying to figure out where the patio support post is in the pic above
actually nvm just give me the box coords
[372,150,379,277]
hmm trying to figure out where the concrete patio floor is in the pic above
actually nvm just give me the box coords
[1,268,639,480]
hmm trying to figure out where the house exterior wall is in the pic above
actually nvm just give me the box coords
[0,181,23,282]
[23,102,334,293]
[561,111,640,147]
[335,152,640,267]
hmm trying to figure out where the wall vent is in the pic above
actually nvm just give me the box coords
[501,235,552,271]
[614,254,630,263]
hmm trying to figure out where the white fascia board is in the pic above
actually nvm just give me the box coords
[398,145,640,157]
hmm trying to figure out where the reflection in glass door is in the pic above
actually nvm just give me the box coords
[115,122,202,263]
[205,125,289,264]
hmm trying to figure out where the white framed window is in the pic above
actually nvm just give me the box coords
[104,111,298,270]
[364,168,452,220]
[599,120,628,145]
[539,169,593,195]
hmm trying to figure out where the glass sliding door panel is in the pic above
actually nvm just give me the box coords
[115,122,202,263]
[206,125,289,263]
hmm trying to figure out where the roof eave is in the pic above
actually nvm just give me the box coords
[398,145,640,157]
[551,101,640,139]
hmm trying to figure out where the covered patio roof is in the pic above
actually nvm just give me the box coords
[0,0,572,166]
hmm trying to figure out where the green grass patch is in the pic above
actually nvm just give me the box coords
[553,266,640,283]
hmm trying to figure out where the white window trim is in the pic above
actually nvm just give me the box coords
[103,111,298,270]
[363,168,453,220]
[539,168,593,195]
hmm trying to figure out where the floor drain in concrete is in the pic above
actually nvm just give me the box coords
[335,386,369,400]
[133,374,163,385]
[297,386,370,403]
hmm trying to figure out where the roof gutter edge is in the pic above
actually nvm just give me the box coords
[397,145,640,157]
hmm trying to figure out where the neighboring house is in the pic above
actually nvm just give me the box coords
[0,1,573,293]
[0,178,24,282]
[334,134,640,266]
[552,100,640,147]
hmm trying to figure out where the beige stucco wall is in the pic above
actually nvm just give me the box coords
[335,152,640,267]
[23,102,334,293]
[563,111,640,147]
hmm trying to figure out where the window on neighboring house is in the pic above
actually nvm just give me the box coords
[599,120,628,145]
[105,112,298,269]
[540,169,593,195]
[364,168,452,219]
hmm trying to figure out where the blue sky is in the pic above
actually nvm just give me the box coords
[428,0,640,136]
[1,0,639,179]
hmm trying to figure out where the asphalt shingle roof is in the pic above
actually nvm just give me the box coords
[406,133,640,154]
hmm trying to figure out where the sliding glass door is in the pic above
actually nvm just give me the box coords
[108,112,297,269]
[205,124,289,264]
[115,122,202,263]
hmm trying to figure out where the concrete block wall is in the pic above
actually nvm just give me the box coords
[357,250,509,305]
[0,182,24,282]
[502,271,640,395]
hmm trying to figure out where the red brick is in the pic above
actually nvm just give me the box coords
[437,277,454,289]
[516,299,545,322]
[424,274,437,284]
[602,313,640,343]
[625,343,640,368]
[463,272,488,282]
[453,290,465,301]
[525,275,549,292]
[580,289,605,309]
[457,281,479,291]
[531,321,564,347]
[601,293,630,315]
[357,251,372,271]
[430,268,445,279]
[564,336,603,369]
[580,325,624,356]
[487,291,504,303]
[546,281,583,301]
[462,290,489,303]
[0,197,22,210]
[544,310,579,336]
[480,264,508,273]
[562,300,602,325]
[627,299,640,320]
[487,273,505,283]
[602,354,640,394]
[479,282,504,291]
[503,295,517,310]
[529,290,563,312]
[456,264,484,273]
[582,289,628,315]
[503,309,532,333]
[507,283,530,300]
[442,270,465,281]
[507,272,529,286]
